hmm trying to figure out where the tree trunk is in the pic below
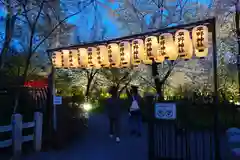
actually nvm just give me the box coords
[119,81,131,95]
[152,60,162,98]
[0,0,16,69]
[154,78,164,100]
[152,60,174,100]
[84,69,98,100]
[85,76,93,100]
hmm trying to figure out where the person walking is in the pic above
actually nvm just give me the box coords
[127,85,144,137]
[105,86,122,143]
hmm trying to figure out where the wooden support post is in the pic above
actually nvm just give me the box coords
[12,114,22,157]
[34,112,43,152]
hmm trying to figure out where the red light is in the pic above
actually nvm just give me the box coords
[24,79,48,88]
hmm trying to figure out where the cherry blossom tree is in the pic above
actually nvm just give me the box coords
[55,1,110,99]
[0,0,97,112]
[97,0,239,99]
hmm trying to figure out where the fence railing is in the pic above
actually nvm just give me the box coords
[0,112,43,156]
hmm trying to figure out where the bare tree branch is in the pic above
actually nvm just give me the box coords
[22,0,45,81]
[139,75,156,89]
[32,0,95,53]
[20,1,33,29]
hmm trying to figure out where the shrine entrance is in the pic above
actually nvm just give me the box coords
[47,18,224,160]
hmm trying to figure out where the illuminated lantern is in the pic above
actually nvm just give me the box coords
[69,50,79,68]
[78,48,88,68]
[87,47,100,68]
[119,41,131,68]
[175,29,193,60]
[52,51,62,68]
[131,39,144,66]
[61,50,70,68]
[144,36,158,64]
[192,25,208,58]
[96,45,109,67]
[159,33,178,61]
[107,43,120,68]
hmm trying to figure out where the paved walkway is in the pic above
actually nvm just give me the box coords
[21,113,148,160]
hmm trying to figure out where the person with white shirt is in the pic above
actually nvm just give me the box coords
[126,86,143,137]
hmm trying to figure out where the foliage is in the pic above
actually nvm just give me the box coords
[53,95,87,148]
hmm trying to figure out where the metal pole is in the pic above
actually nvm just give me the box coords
[236,0,240,99]
[52,68,57,132]
[46,66,55,147]
[211,18,221,160]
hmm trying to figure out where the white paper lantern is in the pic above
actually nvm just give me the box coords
[192,25,208,58]
[69,50,79,68]
[107,43,120,68]
[156,35,165,63]
[52,51,62,68]
[96,45,110,67]
[175,29,193,60]
[87,47,100,68]
[119,41,131,68]
[78,48,88,68]
[61,50,70,68]
[159,33,178,61]
[131,39,144,66]
[144,36,159,64]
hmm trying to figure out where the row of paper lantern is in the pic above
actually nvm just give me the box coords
[52,25,208,68]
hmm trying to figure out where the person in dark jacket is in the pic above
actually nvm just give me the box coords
[127,85,143,137]
[105,86,121,143]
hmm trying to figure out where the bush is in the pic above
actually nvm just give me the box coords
[53,96,87,149]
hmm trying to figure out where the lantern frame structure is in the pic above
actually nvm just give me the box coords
[47,18,220,160]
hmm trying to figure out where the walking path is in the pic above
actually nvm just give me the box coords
[21,113,148,160]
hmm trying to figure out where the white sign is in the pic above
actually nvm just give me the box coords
[53,96,62,105]
[155,103,176,120]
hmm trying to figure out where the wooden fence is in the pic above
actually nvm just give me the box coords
[0,112,43,156]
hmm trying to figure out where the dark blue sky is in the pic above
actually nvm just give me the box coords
[67,0,211,42]
[0,0,212,49]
